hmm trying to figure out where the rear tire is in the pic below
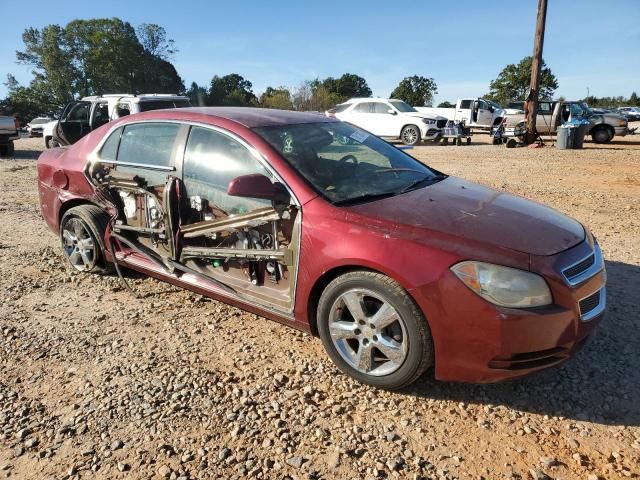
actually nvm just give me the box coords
[59,205,113,274]
[400,125,421,146]
[317,271,433,390]
[591,126,613,144]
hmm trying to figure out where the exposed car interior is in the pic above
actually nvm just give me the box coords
[88,122,300,313]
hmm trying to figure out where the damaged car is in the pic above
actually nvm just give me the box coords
[37,107,606,389]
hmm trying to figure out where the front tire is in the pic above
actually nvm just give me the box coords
[400,125,421,146]
[59,205,112,274]
[317,271,433,389]
[591,126,613,144]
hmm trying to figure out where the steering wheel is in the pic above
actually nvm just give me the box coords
[338,154,358,166]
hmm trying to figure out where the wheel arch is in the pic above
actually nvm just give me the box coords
[400,122,421,135]
[58,198,104,227]
[306,264,428,338]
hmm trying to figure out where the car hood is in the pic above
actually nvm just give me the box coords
[347,177,584,256]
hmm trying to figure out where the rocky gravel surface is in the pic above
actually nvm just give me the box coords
[0,134,639,479]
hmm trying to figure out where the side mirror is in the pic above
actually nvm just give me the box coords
[227,173,290,204]
[387,109,397,115]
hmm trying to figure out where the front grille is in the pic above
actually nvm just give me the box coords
[564,254,595,280]
[579,290,601,317]
[436,119,447,128]
[561,244,603,286]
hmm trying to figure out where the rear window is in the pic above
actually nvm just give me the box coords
[138,100,192,112]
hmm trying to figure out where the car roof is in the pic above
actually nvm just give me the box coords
[81,94,189,102]
[346,98,398,104]
[171,107,335,128]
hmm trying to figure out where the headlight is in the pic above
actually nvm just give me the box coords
[422,118,436,125]
[451,261,552,308]
[619,119,627,127]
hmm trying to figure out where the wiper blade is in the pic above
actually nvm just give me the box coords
[398,174,447,194]
[333,191,398,206]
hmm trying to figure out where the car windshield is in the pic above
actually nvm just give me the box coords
[253,121,444,205]
[486,99,503,109]
[389,100,418,113]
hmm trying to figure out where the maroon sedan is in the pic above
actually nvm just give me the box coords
[37,108,606,389]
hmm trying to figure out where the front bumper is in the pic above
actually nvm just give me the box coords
[616,126,636,137]
[415,239,606,383]
[420,124,442,141]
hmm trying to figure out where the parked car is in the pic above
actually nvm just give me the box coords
[37,107,606,389]
[416,97,507,130]
[505,100,633,143]
[44,93,191,148]
[326,98,446,145]
[0,115,19,157]
[617,107,640,122]
[26,116,55,137]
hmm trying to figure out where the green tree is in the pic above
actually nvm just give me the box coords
[390,76,438,106]
[322,73,372,100]
[10,18,184,118]
[486,56,558,105]
[437,101,455,108]
[208,74,257,106]
[259,86,293,110]
[629,92,639,107]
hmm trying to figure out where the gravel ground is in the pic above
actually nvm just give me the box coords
[0,132,639,480]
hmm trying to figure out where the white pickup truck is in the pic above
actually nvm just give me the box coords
[44,93,191,148]
[415,98,506,131]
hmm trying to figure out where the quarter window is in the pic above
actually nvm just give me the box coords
[183,127,271,215]
[99,127,122,161]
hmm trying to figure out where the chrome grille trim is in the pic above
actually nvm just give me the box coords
[562,243,604,286]
[579,287,606,322]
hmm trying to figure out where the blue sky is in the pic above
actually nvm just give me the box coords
[1,0,639,103]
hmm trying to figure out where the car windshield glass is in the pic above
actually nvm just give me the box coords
[389,100,417,113]
[253,122,443,205]
[486,99,503,109]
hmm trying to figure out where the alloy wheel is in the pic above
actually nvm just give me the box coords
[61,218,97,271]
[402,127,418,145]
[328,288,408,376]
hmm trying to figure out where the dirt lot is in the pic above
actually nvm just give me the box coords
[1,131,639,480]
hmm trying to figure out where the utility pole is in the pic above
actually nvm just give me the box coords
[525,0,549,144]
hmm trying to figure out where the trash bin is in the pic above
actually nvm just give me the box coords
[557,125,575,149]
[573,124,590,149]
